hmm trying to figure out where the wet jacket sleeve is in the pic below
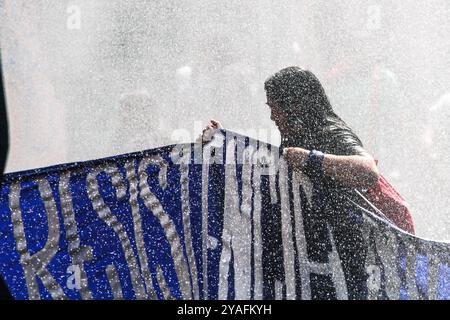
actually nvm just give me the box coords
[324,125,370,157]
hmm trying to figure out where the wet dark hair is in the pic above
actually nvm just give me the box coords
[264,66,363,150]
[264,66,334,127]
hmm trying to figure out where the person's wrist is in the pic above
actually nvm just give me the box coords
[305,149,325,174]
[284,147,309,169]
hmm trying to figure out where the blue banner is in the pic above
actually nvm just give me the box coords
[1,130,449,300]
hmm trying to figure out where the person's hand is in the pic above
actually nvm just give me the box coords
[196,119,223,143]
[283,147,309,169]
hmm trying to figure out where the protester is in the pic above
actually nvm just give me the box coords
[203,67,379,188]
[201,66,384,299]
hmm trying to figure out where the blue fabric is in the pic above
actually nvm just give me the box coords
[0,130,449,300]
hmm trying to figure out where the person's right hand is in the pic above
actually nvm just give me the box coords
[196,119,223,143]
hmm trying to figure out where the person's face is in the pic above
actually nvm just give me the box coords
[266,99,290,135]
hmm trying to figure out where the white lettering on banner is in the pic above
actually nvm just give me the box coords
[294,170,313,205]
[219,138,240,299]
[138,155,192,299]
[361,214,383,299]
[363,233,381,299]
[176,145,200,299]
[5,138,448,300]
[374,229,401,299]
[405,241,420,299]
[252,143,264,299]
[262,141,279,204]
[201,156,210,298]
[278,158,297,299]
[59,172,93,299]
[86,164,147,299]
[199,133,226,298]
[234,142,253,299]
[124,160,158,299]
[427,253,441,300]
[291,171,348,300]
[226,131,247,166]
[10,180,67,300]
[105,264,124,300]
[219,139,256,299]
[361,208,444,300]
[269,170,278,204]
[156,265,175,300]
[274,280,283,300]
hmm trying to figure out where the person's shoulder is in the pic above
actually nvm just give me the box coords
[324,118,361,142]
[322,120,367,156]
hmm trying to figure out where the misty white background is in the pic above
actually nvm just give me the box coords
[0,0,449,240]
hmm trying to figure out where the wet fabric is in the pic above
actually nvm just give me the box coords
[0,130,449,300]
[280,121,371,299]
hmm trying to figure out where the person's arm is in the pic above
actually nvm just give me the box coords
[197,119,223,143]
[284,147,379,189]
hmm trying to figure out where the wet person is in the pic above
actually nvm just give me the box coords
[203,67,379,188]
[202,66,380,299]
